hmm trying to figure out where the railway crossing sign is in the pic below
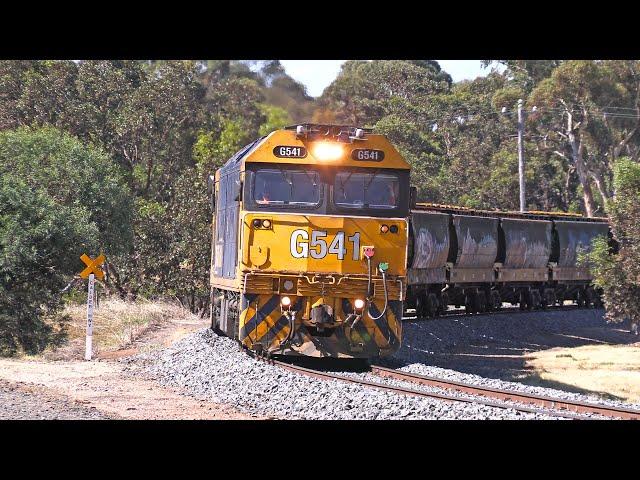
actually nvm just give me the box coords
[80,253,105,280]
[79,253,105,360]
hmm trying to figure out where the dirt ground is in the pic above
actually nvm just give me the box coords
[0,305,264,420]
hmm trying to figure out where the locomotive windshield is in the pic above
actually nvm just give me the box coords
[334,172,400,209]
[253,169,320,206]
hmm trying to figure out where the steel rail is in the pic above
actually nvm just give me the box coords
[370,365,640,420]
[247,352,584,419]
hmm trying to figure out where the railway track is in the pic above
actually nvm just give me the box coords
[369,365,640,420]
[248,352,603,419]
[243,306,638,420]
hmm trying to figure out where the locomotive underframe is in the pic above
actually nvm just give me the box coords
[212,272,406,358]
[406,267,602,317]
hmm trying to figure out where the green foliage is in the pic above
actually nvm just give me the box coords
[258,104,292,137]
[0,126,133,255]
[0,127,134,354]
[194,119,251,174]
[3,58,640,351]
[588,158,640,325]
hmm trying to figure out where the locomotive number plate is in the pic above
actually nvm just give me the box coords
[290,230,361,261]
[273,146,307,158]
[351,149,385,161]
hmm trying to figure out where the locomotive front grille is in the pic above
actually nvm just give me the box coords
[241,272,405,300]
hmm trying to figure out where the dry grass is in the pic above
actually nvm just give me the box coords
[526,343,640,402]
[40,298,205,360]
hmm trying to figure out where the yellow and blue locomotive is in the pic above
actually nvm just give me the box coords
[208,124,411,358]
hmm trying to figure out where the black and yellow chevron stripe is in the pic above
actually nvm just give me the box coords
[239,294,304,349]
[239,293,402,357]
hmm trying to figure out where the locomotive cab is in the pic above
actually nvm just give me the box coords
[210,124,410,359]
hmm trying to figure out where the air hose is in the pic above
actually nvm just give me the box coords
[366,256,389,321]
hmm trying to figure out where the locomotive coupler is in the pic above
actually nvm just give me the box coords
[311,304,334,333]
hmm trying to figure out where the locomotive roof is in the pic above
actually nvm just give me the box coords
[220,127,411,170]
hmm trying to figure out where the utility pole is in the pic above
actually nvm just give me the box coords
[517,98,526,212]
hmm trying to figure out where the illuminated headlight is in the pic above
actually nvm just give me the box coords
[354,299,365,310]
[281,296,292,307]
[380,224,389,233]
[312,142,343,161]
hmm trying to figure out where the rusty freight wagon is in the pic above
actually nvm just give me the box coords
[406,203,610,317]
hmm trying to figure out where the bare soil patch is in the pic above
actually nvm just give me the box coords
[0,358,261,419]
[0,299,264,420]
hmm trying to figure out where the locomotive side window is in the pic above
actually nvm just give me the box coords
[253,169,321,207]
[334,172,400,209]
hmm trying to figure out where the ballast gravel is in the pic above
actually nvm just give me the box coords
[397,363,640,413]
[335,370,609,419]
[126,329,558,420]
[386,308,640,413]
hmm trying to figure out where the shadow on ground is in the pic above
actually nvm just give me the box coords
[389,308,638,399]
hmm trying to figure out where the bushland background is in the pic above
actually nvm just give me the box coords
[1,60,639,355]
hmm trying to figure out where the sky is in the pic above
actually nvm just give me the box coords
[280,60,493,98]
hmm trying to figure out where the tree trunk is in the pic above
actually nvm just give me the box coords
[590,170,610,212]
[565,108,596,217]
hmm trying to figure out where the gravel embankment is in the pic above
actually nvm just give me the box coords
[334,370,611,419]
[126,329,559,420]
[382,308,640,412]
[394,309,633,376]
[397,363,640,413]
[0,380,110,420]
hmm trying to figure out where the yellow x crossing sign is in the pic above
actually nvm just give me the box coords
[80,254,105,280]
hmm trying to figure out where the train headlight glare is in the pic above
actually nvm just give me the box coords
[380,224,389,233]
[312,142,343,161]
[354,298,365,310]
[262,219,271,228]
[281,296,292,307]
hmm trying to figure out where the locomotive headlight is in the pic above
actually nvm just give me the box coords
[354,298,365,310]
[380,224,389,233]
[312,142,343,161]
[262,219,271,228]
[281,296,292,307]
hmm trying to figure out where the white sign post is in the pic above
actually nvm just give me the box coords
[85,273,95,361]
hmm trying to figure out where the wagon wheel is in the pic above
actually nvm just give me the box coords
[489,290,501,311]
[576,289,586,308]
[426,293,439,319]
[414,292,427,319]
[439,292,450,315]
[473,291,487,314]
[543,289,556,309]
[519,290,532,311]
[585,288,596,309]
[530,290,542,310]
[465,292,475,315]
